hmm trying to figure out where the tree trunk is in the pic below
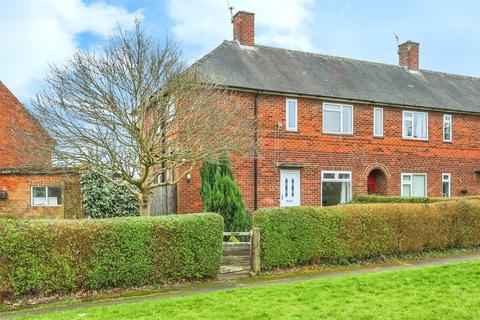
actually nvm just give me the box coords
[139,189,151,216]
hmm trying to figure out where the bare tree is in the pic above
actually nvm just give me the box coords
[29,21,255,216]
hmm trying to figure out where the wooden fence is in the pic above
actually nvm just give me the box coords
[150,185,177,215]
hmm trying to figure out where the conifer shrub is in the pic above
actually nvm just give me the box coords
[0,213,223,300]
[200,157,250,231]
[253,200,480,270]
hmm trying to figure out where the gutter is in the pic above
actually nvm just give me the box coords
[253,92,259,211]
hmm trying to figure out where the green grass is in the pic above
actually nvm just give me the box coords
[18,260,480,319]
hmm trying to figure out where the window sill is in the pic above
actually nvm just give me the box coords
[32,205,63,207]
[323,132,354,136]
[402,137,429,142]
[373,135,384,139]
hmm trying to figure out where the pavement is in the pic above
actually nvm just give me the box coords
[1,252,480,319]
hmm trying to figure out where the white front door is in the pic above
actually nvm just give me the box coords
[280,170,301,207]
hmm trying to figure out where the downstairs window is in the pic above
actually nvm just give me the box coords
[401,173,427,197]
[321,171,352,206]
[31,186,62,206]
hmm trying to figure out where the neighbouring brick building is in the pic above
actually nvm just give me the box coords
[0,82,82,219]
[177,11,480,213]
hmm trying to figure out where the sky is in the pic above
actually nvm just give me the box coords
[1,0,480,102]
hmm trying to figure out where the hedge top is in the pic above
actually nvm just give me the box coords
[351,194,480,204]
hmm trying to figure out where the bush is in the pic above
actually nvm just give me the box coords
[351,195,441,204]
[350,194,480,204]
[200,158,250,231]
[0,213,223,300]
[253,200,480,270]
[80,170,140,218]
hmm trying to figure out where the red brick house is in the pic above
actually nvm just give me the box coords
[177,11,480,213]
[0,82,81,219]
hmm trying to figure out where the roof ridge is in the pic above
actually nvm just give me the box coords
[223,40,402,70]
[223,40,480,80]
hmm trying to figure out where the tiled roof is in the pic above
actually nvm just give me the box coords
[195,41,480,113]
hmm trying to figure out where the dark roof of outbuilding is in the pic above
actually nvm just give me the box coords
[0,167,79,176]
[194,41,480,113]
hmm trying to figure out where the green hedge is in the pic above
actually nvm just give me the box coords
[253,200,480,270]
[0,213,223,299]
[351,194,480,204]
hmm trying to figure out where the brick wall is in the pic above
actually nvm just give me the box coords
[177,91,256,213]
[0,82,52,169]
[177,91,480,213]
[0,173,80,219]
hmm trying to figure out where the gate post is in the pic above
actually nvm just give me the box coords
[251,228,261,275]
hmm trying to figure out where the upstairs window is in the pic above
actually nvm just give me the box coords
[323,103,353,134]
[373,108,384,137]
[31,186,62,206]
[443,114,452,142]
[167,100,175,122]
[286,99,297,131]
[403,111,428,140]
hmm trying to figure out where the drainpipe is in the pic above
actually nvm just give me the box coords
[253,92,259,211]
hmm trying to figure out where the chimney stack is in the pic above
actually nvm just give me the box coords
[398,41,420,71]
[232,11,255,46]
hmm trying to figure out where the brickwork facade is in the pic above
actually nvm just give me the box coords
[177,91,480,213]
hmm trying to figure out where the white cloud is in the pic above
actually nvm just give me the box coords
[0,0,142,101]
[167,0,316,60]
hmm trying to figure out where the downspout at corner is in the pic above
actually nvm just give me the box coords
[253,91,259,211]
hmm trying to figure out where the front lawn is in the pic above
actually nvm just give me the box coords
[19,260,480,319]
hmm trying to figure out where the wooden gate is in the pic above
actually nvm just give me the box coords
[220,229,260,280]
[150,185,177,215]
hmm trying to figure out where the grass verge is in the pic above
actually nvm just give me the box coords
[15,259,480,320]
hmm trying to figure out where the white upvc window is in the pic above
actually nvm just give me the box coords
[403,110,428,140]
[321,171,352,206]
[443,114,452,142]
[373,107,384,137]
[286,98,298,131]
[31,186,62,206]
[323,103,353,134]
[442,173,451,197]
[401,173,427,197]
[167,100,175,123]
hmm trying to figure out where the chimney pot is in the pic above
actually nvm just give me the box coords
[232,11,255,46]
[398,41,420,71]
